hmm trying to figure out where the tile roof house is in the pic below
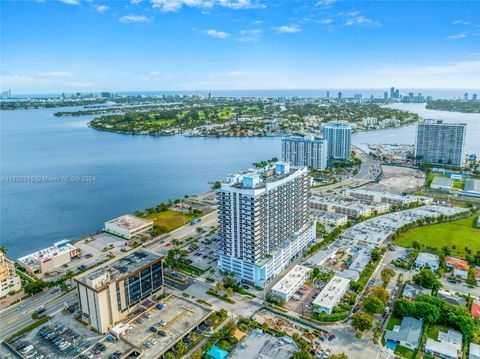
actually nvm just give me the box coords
[471,301,480,320]
[445,257,470,280]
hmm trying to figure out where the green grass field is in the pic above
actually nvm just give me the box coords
[394,215,480,258]
[426,324,449,339]
[145,210,198,232]
[394,345,415,359]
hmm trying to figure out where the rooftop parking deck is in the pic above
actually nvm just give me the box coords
[122,295,212,359]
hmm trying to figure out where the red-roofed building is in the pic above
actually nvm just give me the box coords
[445,256,470,280]
[472,301,480,319]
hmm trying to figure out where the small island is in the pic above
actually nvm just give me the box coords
[426,99,480,113]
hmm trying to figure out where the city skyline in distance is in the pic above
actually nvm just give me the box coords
[1,0,479,94]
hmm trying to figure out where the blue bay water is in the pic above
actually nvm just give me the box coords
[1,102,479,259]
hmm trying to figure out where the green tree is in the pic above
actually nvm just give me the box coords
[380,268,395,287]
[351,312,373,332]
[216,282,224,293]
[370,248,381,262]
[226,287,234,298]
[292,350,314,359]
[362,295,386,314]
[369,286,390,302]
[24,281,47,295]
[413,268,442,290]
[164,352,175,359]
[262,322,269,331]
[175,341,187,355]
[328,353,349,359]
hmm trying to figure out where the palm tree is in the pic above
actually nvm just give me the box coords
[226,287,234,298]
[215,282,224,293]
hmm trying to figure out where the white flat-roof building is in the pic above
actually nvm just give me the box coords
[312,275,350,314]
[310,209,348,228]
[271,265,311,302]
[105,214,153,240]
[347,189,424,206]
[0,252,22,298]
[431,177,454,190]
[17,240,78,275]
[425,329,462,359]
[415,252,440,272]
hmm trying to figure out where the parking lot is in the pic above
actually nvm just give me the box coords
[284,284,322,317]
[184,234,221,271]
[122,295,212,359]
[78,335,135,359]
[8,314,100,359]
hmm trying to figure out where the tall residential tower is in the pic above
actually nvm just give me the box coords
[415,120,466,166]
[322,123,352,160]
[217,162,315,286]
[281,135,328,170]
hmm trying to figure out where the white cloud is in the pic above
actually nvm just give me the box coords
[447,33,468,40]
[369,60,480,76]
[316,0,336,5]
[227,70,248,76]
[274,24,301,33]
[237,28,261,42]
[345,15,380,27]
[36,71,72,77]
[119,15,151,23]
[150,71,162,76]
[59,0,80,5]
[317,18,333,24]
[131,0,143,3]
[94,4,109,13]
[1,73,34,84]
[205,29,229,39]
[453,20,469,25]
[151,0,264,12]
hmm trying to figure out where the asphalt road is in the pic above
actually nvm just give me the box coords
[312,146,382,194]
[0,290,77,342]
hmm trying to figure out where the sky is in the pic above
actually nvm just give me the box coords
[1,0,480,94]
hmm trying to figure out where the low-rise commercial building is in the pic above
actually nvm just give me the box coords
[271,265,311,302]
[75,249,163,333]
[445,257,470,280]
[17,240,78,275]
[309,209,348,228]
[464,179,480,196]
[0,252,22,297]
[431,177,454,190]
[425,329,462,359]
[415,252,439,272]
[104,214,153,240]
[311,275,350,314]
[347,189,424,206]
[384,317,423,351]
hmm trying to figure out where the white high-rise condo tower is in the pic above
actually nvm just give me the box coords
[415,120,466,166]
[217,162,316,286]
[281,135,328,171]
[322,123,352,160]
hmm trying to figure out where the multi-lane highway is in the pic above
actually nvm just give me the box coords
[0,290,77,342]
[312,145,381,194]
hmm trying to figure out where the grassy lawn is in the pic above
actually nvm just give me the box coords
[452,180,465,190]
[386,315,402,330]
[394,215,480,258]
[394,345,415,359]
[426,324,450,340]
[145,210,198,232]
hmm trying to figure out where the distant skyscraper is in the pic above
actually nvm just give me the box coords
[384,92,388,100]
[323,123,352,160]
[390,87,395,98]
[101,92,112,99]
[1,89,12,98]
[282,135,328,170]
[415,120,466,166]
[464,93,469,101]
[326,91,330,99]
[217,162,315,286]
[338,92,342,99]
[473,94,478,101]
